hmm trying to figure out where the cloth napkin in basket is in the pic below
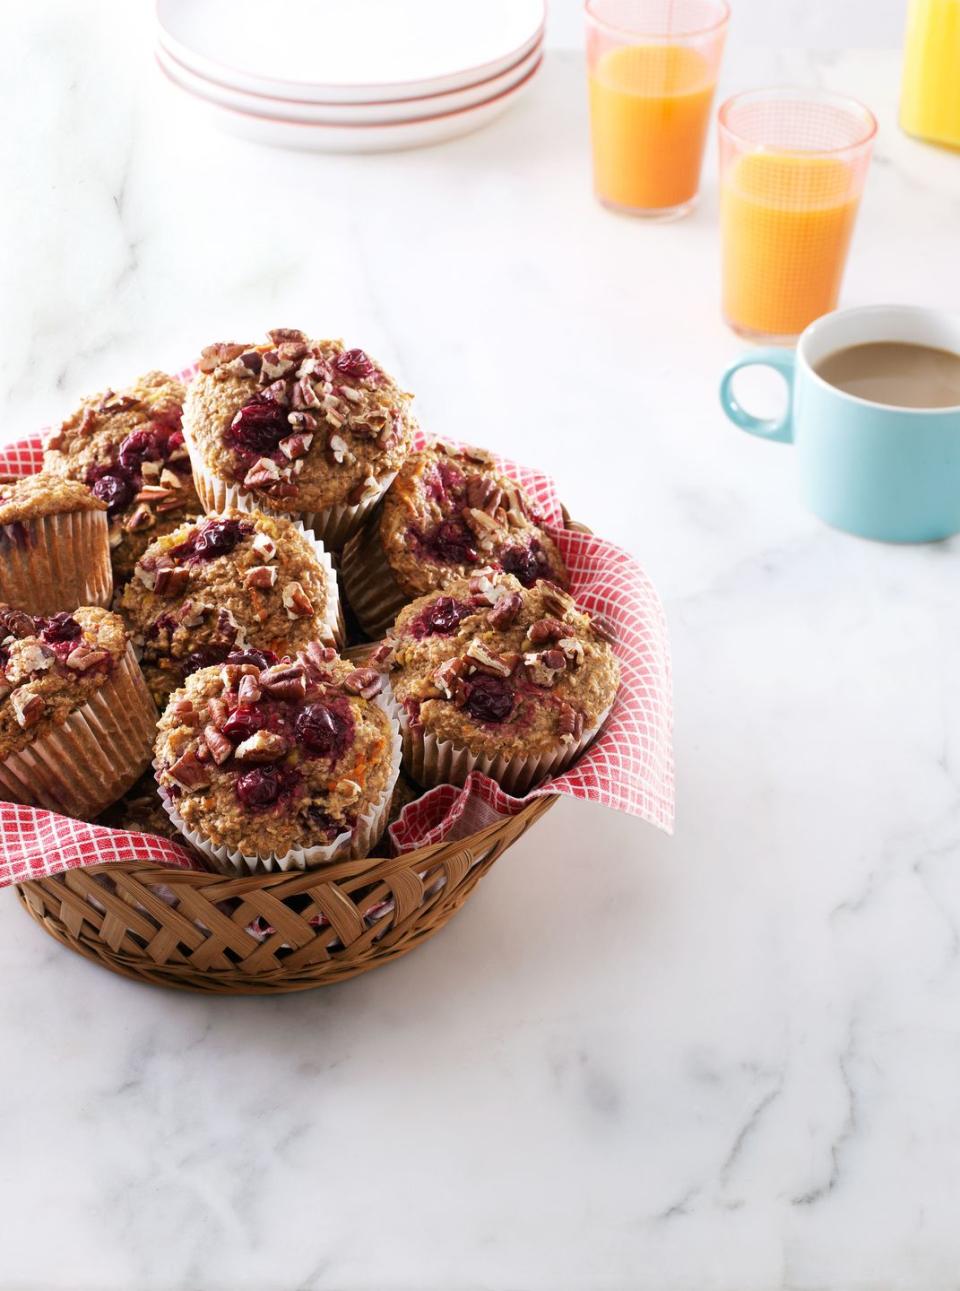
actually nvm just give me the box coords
[0,427,674,888]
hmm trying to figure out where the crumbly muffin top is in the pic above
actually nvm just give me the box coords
[155,647,395,859]
[381,573,619,761]
[119,509,336,705]
[0,604,130,759]
[377,441,568,598]
[0,473,106,526]
[97,769,189,844]
[44,371,198,581]
[183,329,415,515]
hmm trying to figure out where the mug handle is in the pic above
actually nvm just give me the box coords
[719,348,796,444]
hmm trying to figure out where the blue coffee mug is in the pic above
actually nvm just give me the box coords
[720,305,960,542]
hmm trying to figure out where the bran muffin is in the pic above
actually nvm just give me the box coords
[379,572,619,795]
[0,473,111,615]
[119,509,342,706]
[0,603,156,817]
[154,645,401,873]
[182,329,416,549]
[341,441,569,638]
[44,371,199,583]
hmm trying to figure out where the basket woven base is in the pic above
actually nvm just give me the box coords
[16,797,553,993]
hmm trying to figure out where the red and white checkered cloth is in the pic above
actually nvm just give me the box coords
[0,419,674,887]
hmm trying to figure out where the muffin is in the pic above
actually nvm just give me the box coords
[44,371,199,583]
[379,572,619,795]
[154,644,401,873]
[119,509,343,705]
[0,473,111,615]
[0,603,156,818]
[182,329,415,549]
[341,441,568,638]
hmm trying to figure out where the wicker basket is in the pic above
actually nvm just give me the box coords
[14,510,592,994]
[15,797,553,994]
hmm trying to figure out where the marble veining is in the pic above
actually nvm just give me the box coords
[1,3,960,1288]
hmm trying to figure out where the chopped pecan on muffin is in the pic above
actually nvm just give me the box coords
[379,572,619,793]
[341,440,569,638]
[44,370,198,583]
[0,603,156,817]
[154,645,399,869]
[181,329,415,547]
[0,473,111,614]
[119,509,341,705]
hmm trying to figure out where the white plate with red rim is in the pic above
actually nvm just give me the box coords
[155,35,543,125]
[155,0,546,104]
[156,49,542,152]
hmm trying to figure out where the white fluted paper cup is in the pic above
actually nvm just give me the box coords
[290,519,344,648]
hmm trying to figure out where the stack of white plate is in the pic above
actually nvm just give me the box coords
[155,0,546,153]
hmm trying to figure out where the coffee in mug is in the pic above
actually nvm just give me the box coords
[814,340,960,409]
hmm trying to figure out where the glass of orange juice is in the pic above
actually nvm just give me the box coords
[585,0,729,219]
[719,88,877,342]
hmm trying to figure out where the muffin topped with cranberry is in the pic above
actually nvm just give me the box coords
[181,329,415,548]
[44,371,198,582]
[154,646,400,870]
[119,509,341,705]
[0,603,156,817]
[380,572,618,794]
[341,441,568,638]
[0,605,129,757]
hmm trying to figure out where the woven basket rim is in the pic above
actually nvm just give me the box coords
[69,792,551,892]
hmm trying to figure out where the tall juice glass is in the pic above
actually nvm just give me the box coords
[586,0,729,219]
[719,88,876,342]
[900,0,960,148]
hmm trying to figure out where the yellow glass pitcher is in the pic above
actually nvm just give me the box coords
[900,0,960,147]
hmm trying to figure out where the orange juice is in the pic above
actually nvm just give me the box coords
[900,0,960,147]
[588,43,716,212]
[721,152,861,338]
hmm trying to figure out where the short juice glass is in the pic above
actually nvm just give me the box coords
[719,87,877,342]
[585,0,729,219]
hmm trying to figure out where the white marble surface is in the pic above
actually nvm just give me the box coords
[2,4,960,1289]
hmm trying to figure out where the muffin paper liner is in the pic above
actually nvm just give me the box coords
[0,646,156,819]
[382,679,612,798]
[183,426,396,551]
[0,418,674,894]
[154,694,402,876]
[0,509,112,616]
[340,516,410,639]
[290,519,344,648]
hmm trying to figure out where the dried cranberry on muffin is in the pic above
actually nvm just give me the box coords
[181,329,415,550]
[0,603,156,818]
[44,371,198,583]
[379,572,619,795]
[119,509,342,705]
[0,473,111,615]
[341,440,569,638]
[154,645,401,873]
